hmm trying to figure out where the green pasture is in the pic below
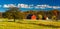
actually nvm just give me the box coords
[0,19,60,29]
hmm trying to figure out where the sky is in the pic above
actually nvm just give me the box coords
[0,0,60,12]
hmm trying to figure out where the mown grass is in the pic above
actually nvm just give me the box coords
[18,20,60,29]
[0,19,60,29]
[0,22,55,29]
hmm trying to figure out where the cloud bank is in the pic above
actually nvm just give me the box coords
[1,4,60,9]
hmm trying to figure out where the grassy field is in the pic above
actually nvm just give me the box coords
[0,19,60,29]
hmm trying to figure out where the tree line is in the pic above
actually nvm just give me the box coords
[1,7,60,21]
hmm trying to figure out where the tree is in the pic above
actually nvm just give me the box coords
[3,7,23,22]
[52,9,59,16]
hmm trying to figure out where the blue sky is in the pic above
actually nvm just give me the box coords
[0,0,59,6]
[0,0,60,12]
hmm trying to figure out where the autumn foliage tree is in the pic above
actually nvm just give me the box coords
[52,9,59,16]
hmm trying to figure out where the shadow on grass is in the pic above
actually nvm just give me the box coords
[17,22,60,28]
[38,24,60,28]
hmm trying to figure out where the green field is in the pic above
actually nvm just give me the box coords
[0,19,60,29]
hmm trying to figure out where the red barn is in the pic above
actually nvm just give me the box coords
[31,15,36,20]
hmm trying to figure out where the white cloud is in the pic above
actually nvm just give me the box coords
[3,4,33,8]
[35,5,60,9]
[3,4,16,8]
[3,4,9,8]
[35,5,48,9]
[29,5,34,8]
[18,4,30,8]
[8,4,16,7]
[46,5,52,8]
[52,6,60,9]
[2,4,60,9]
